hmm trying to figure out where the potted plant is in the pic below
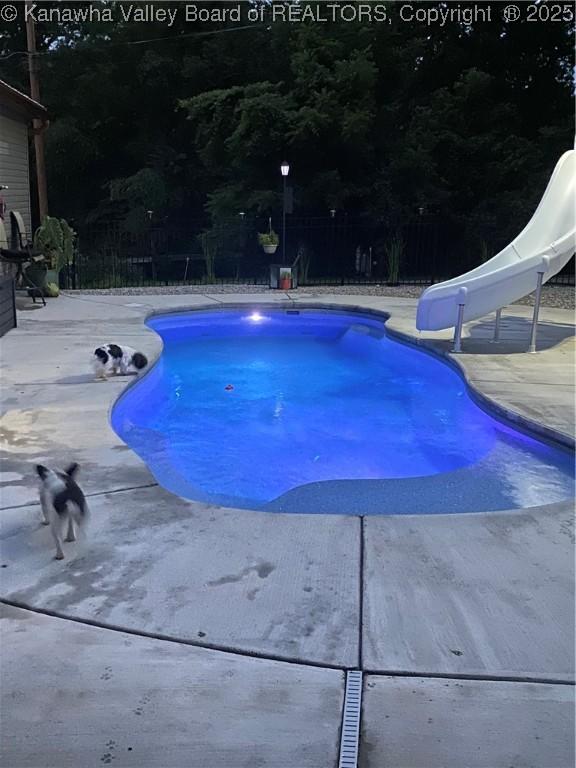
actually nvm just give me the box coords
[32,216,76,296]
[279,267,292,290]
[24,258,48,297]
[258,230,279,255]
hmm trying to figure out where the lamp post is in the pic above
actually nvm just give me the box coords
[280,161,290,266]
[330,208,336,276]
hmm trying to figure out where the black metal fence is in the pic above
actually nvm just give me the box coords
[61,216,574,290]
[550,259,576,286]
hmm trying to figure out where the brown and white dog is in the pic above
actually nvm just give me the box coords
[92,344,148,381]
[36,463,89,560]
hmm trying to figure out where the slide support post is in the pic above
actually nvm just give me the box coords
[492,308,502,343]
[452,287,468,353]
[453,304,465,353]
[528,270,545,353]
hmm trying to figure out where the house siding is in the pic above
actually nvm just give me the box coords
[0,111,32,239]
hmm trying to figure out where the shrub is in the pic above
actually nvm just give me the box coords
[384,231,405,284]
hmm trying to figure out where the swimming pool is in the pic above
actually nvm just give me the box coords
[112,308,574,514]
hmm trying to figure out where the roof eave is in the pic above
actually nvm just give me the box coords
[0,79,48,121]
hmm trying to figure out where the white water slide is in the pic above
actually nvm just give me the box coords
[416,149,575,350]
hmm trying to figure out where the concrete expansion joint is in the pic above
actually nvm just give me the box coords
[0,482,159,511]
[361,668,576,686]
[83,482,159,499]
[59,293,153,314]
[0,599,348,672]
[358,515,365,671]
[13,597,573,687]
[200,293,227,304]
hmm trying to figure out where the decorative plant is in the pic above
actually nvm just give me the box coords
[33,216,76,272]
[198,230,218,283]
[279,267,292,289]
[258,230,279,247]
[384,231,405,285]
[294,240,312,284]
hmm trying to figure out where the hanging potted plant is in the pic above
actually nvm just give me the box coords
[279,267,292,290]
[258,230,279,255]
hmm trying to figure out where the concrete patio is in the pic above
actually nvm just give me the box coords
[1,290,574,767]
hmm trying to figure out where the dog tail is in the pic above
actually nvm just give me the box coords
[69,497,90,533]
[78,499,90,526]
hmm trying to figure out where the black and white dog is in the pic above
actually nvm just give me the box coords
[92,344,148,381]
[36,463,89,560]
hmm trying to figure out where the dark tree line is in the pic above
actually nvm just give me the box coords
[1,1,574,264]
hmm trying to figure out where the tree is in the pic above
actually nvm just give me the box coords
[0,0,572,262]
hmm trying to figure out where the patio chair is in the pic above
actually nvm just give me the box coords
[0,214,46,306]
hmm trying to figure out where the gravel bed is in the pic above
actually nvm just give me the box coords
[64,283,574,309]
[512,285,574,310]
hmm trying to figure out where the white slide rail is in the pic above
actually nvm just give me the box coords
[416,149,576,351]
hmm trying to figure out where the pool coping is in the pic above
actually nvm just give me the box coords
[109,301,574,512]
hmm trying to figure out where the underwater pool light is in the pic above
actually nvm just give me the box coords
[246,311,266,323]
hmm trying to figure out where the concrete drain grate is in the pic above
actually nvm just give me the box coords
[338,670,362,768]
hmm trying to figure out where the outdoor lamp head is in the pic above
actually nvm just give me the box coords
[280,161,290,177]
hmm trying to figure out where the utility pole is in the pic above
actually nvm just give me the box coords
[26,2,48,221]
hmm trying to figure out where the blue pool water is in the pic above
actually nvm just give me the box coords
[112,309,574,514]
